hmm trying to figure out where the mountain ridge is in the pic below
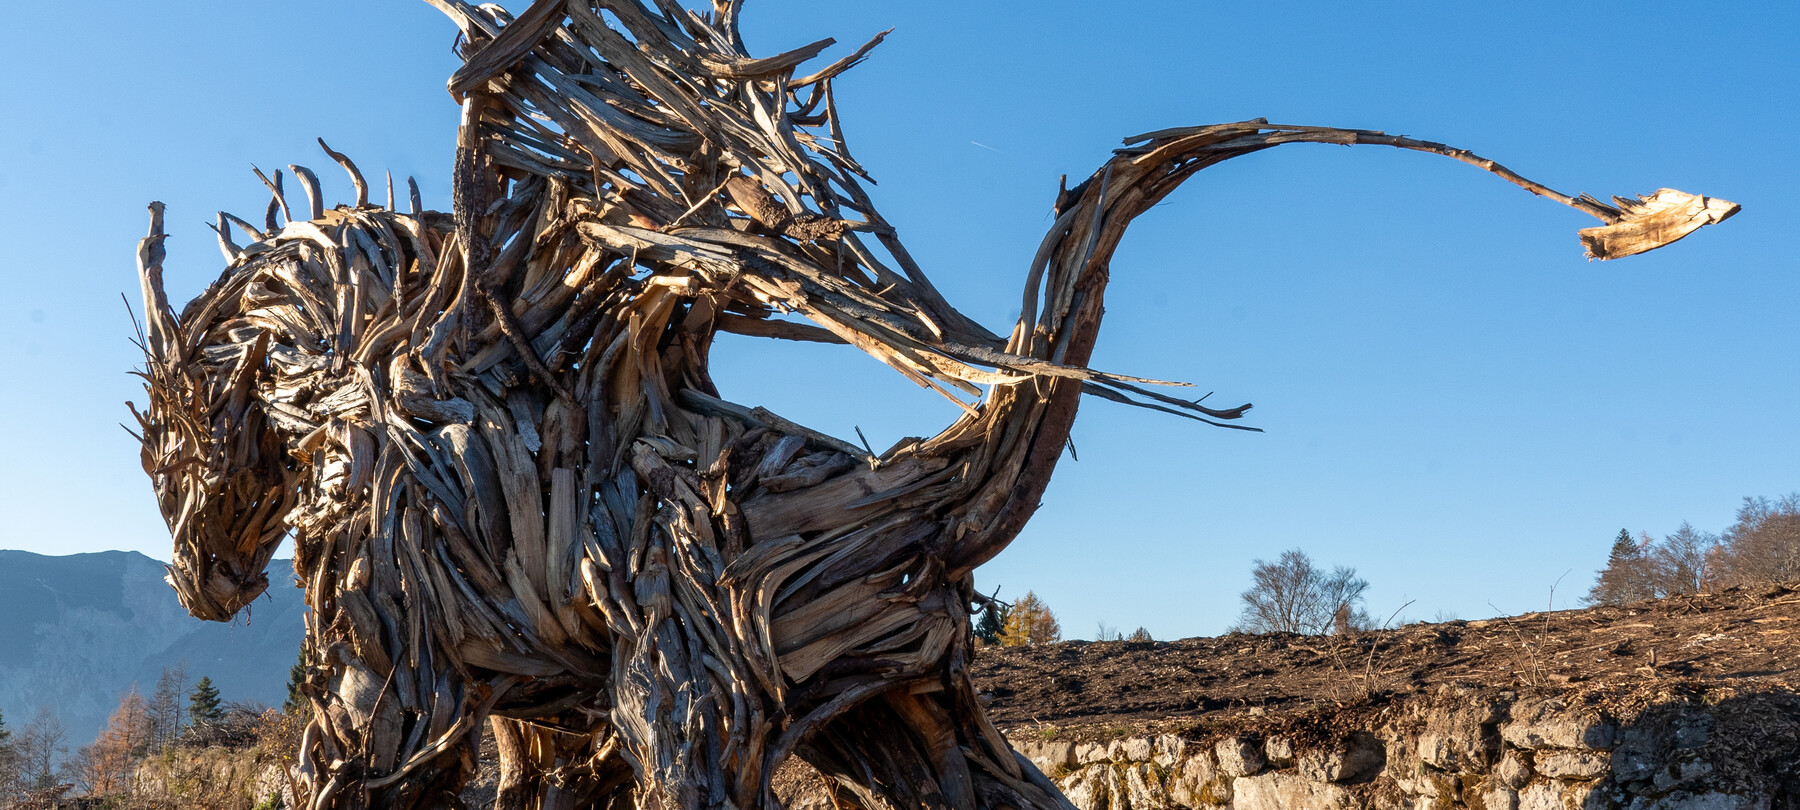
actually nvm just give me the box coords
[0,549,305,748]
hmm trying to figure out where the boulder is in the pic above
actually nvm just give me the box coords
[1017,739,1077,775]
[1612,725,1666,783]
[1215,736,1265,777]
[1296,732,1385,784]
[1518,782,1563,810]
[1535,749,1610,780]
[1651,755,1715,792]
[1495,750,1533,788]
[1166,749,1226,807]
[1105,764,1135,810]
[1064,765,1111,810]
[1232,772,1354,810]
[1114,737,1155,763]
[1481,783,1521,810]
[1120,763,1166,810]
[1628,792,1770,810]
[1417,697,1502,772]
[1264,736,1296,768]
[1501,698,1616,750]
[1152,735,1187,768]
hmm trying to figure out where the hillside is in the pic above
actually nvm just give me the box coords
[0,550,304,746]
[917,583,1800,809]
[972,581,1799,734]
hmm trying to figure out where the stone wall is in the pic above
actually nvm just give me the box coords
[129,745,286,809]
[1010,687,1799,810]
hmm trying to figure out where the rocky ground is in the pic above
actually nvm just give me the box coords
[129,582,1796,809]
[773,582,1800,809]
[974,581,1800,739]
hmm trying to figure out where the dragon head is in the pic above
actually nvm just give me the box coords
[133,203,294,622]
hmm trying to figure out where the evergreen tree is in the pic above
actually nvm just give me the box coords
[0,708,18,801]
[284,648,313,718]
[974,601,1008,646]
[1125,627,1153,643]
[1588,528,1656,605]
[189,677,224,726]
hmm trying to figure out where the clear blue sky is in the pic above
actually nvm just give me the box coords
[1,2,1793,638]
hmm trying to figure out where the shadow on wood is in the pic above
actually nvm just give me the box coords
[129,2,1733,808]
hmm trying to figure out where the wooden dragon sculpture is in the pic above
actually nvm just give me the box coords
[131,2,1734,808]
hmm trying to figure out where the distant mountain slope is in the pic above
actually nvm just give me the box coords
[0,549,304,747]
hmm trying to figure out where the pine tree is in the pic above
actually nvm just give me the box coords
[1125,627,1153,643]
[0,708,17,801]
[998,591,1060,646]
[189,677,224,727]
[284,648,312,718]
[974,601,1008,646]
[1588,528,1655,605]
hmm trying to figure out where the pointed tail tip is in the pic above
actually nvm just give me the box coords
[1578,188,1739,260]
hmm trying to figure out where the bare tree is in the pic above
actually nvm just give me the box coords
[146,665,189,753]
[1592,523,1726,605]
[1234,549,1371,635]
[15,708,67,793]
[1718,493,1800,586]
[1653,522,1721,596]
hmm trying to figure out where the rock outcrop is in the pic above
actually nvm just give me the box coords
[1009,685,1799,810]
[961,584,1799,810]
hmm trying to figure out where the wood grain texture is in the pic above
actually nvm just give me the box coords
[131,3,1734,809]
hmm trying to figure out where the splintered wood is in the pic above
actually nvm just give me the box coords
[129,2,1734,809]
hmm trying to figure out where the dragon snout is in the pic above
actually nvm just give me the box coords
[150,463,290,623]
[165,556,271,622]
